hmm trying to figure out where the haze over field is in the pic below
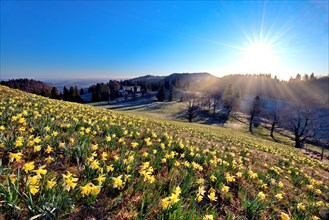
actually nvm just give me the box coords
[0,1,328,80]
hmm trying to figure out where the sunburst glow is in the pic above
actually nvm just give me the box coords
[219,26,294,80]
[244,41,275,64]
[240,38,281,75]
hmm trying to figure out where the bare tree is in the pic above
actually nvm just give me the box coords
[222,84,234,118]
[185,99,199,122]
[249,96,261,133]
[262,105,281,140]
[222,89,242,119]
[205,98,212,111]
[318,140,329,161]
[306,109,329,160]
[319,110,329,160]
[270,110,280,139]
[212,94,221,114]
[285,104,321,148]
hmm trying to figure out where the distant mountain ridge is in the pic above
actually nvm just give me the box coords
[164,72,216,84]
[129,75,166,84]
[130,72,217,84]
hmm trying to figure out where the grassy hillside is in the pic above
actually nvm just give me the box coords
[0,85,328,219]
[98,100,329,159]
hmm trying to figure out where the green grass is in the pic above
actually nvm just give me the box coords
[99,99,327,160]
[1,86,328,219]
[95,100,187,120]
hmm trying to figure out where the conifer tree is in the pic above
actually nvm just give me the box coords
[156,84,165,102]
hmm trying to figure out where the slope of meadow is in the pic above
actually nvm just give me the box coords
[0,85,328,220]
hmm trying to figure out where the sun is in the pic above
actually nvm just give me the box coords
[240,40,279,74]
[219,26,293,80]
[244,41,275,64]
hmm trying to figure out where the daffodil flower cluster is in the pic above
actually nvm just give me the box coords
[161,186,182,210]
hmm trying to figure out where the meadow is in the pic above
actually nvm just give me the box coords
[0,85,328,219]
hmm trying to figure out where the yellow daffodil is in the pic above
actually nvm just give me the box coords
[44,156,54,164]
[162,197,170,209]
[80,183,93,196]
[297,203,305,210]
[91,144,98,151]
[92,185,101,195]
[210,175,217,182]
[23,161,35,173]
[34,145,41,152]
[63,172,78,191]
[9,152,23,162]
[196,185,205,202]
[28,175,40,185]
[15,137,23,147]
[101,152,108,161]
[46,178,56,189]
[278,181,284,188]
[208,191,217,201]
[221,185,229,193]
[9,174,17,183]
[33,165,47,177]
[107,164,114,172]
[173,186,181,195]
[315,189,321,195]
[257,191,266,200]
[169,192,180,203]
[275,193,283,200]
[280,212,290,220]
[131,142,138,148]
[225,175,235,182]
[34,137,41,143]
[95,174,106,185]
[45,145,53,154]
[112,175,124,189]
[91,159,100,170]
[197,178,205,185]
[29,184,39,195]
[106,135,112,142]
[203,215,213,220]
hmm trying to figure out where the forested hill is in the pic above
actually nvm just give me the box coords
[128,73,329,106]
[2,73,328,107]
[191,74,329,107]
[0,78,52,97]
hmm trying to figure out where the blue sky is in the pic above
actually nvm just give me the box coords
[1,1,328,80]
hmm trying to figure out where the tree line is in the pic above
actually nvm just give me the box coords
[0,79,52,97]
